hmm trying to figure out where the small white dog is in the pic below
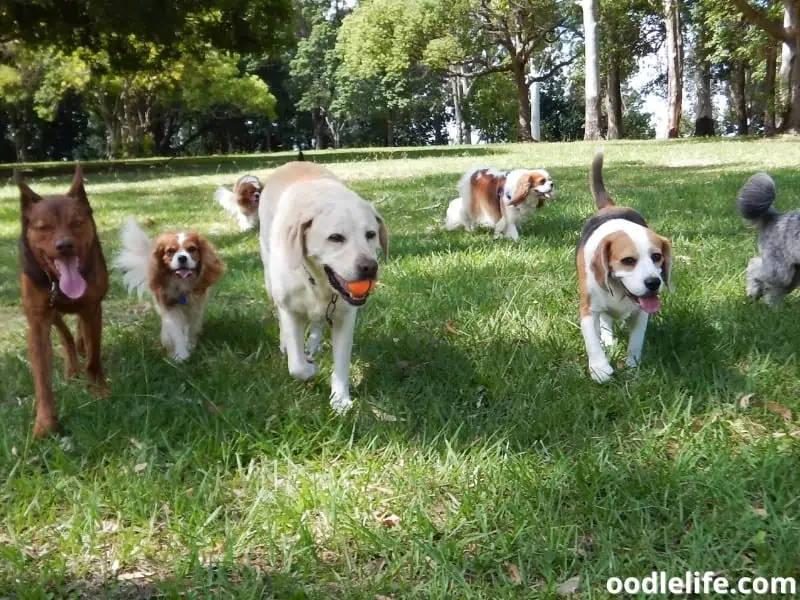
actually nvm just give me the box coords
[445,167,554,240]
[115,219,224,361]
[214,175,261,231]
[259,161,388,414]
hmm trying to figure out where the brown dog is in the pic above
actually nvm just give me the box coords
[18,166,109,437]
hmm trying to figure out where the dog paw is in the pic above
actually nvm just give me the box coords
[33,416,60,439]
[172,348,191,362]
[625,355,641,369]
[289,358,318,381]
[306,329,323,356]
[589,361,614,383]
[330,392,353,415]
[600,333,615,348]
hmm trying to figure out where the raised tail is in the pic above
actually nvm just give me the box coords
[590,151,614,210]
[114,217,152,297]
[214,185,237,215]
[737,172,778,227]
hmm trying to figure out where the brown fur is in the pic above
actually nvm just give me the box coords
[234,177,261,217]
[468,169,506,222]
[18,166,108,438]
[148,231,224,307]
[508,172,551,207]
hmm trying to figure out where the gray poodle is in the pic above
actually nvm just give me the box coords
[737,173,800,307]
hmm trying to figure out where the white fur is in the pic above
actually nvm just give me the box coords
[259,163,385,414]
[445,167,553,241]
[114,219,207,363]
[581,218,665,382]
[215,176,260,231]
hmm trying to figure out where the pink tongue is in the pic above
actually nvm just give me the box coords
[55,257,87,299]
[637,295,662,314]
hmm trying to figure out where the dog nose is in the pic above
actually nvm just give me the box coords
[55,238,74,253]
[178,254,188,264]
[356,258,378,279]
[644,277,661,292]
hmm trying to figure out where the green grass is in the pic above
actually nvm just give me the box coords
[1,139,800,598]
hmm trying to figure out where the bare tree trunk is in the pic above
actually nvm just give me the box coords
[606,59,623,139]
[529,59,541,141]
[732,60,749,135]
[664,0,684,138]
[693,16,715,136]
[512,58,534,142]
[765,42,778,135]
[582,0,602,140]
[311,108,324,149]
[387,115,394,147]
[451,75,464,145]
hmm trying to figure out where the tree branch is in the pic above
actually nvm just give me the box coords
[730,0,790,41]
[526,54,578,84]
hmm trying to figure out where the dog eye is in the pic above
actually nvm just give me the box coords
[651,252,663,263]
[71,219,85,227]
[365,231,376,240]
[167,249,176,257]
[328,234,346,243]
[186,245,197,253]
[620,256,637,266]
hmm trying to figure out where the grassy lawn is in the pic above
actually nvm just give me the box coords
[1,139,800,598]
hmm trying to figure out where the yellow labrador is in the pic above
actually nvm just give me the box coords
[259,162,388,413]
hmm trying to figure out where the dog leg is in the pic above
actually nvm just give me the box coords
[238,213,253,231]
[599,314,615,348]
[76,316,87,356]
[581,313,614,383]
[306,322,324,357]
[161,308,191,362]
[278,307,318,380]
[79,307,108,397]
[746,257,765,300]
[53,313,79,379]
[26,313,58,437]
[625,310,649,368]
[188,296,206,350]
[506,223,520,242]
[329,305,357,414]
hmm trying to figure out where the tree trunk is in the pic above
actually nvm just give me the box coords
[512,59,533,142]
[765,43,778,135]
[451,75,464,145]
[732,60,749,135]
[311,108,324,149]
[664,0,684,138]
[787,25,800,132]
[582,0,602,140]
[606,59,623,139]
[387,116,394,147]
[693,16,715,136]
[529,59,541,141]
[460,75,473,144]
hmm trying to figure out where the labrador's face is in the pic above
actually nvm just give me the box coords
[303,193,387,306]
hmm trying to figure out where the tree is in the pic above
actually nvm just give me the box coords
[729,0,800,133]
[664,0,684,137]
[0,0,292,70]
[690,0,715,135]
[582,0,601,139]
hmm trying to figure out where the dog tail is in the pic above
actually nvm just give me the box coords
[737,173,779,227]
[214,185,237,214]
[114,217,152,298]
[590,150,614,210]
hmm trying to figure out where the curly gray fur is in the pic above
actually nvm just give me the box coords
[737,172,800,306]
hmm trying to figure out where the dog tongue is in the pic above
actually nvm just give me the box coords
[55,257,87,299]
[637,295,661,314]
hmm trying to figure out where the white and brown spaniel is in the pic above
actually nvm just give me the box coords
[215,175,262,231]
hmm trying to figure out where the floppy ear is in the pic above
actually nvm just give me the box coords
[147,240,167,294]
[66,164,89,205]
[590,236,614,293]
[376,214,389,259]
[507,174,533,206]
[196,236,225,294]
[16,170,42,218]
[284,216,314,270]
[659,235,673,292]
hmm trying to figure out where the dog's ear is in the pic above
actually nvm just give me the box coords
[507,173,533,206]
[196,236,225,294]
[147,238,168,294]
[376,214,389,259]
[66,164,89,205]
[590,235,615,293]
[16,170,42,217]
[658,235,673,292]
[285,217,314,270]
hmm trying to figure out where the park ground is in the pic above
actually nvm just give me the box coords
[1,139,800,598]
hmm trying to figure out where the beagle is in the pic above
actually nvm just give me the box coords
[576,152,672,383]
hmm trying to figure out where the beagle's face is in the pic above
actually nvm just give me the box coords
[595,227,671,313]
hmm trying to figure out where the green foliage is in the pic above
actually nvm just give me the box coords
[464,72,517,143]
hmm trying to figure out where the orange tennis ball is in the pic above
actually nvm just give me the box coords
[346,279,376,298]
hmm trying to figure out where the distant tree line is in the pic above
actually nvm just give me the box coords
[0,0,795,161]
